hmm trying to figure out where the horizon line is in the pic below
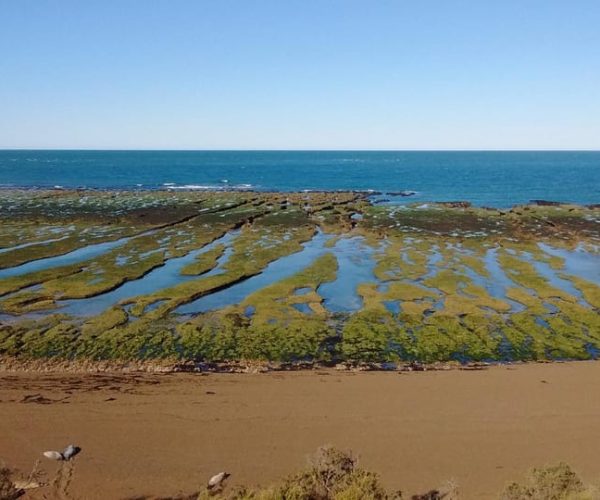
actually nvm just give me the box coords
[1,148,600,153]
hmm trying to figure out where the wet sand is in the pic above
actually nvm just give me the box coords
[2,362,600,499]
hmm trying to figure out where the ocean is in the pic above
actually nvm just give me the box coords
[0,150,598,207]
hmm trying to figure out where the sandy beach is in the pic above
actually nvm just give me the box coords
[2,361,600,499]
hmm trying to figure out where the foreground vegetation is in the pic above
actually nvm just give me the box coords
[1,446,598,499]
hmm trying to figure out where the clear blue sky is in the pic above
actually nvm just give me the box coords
[1,1,599,149]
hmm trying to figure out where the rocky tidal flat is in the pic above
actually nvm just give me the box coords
[0,189,599,365]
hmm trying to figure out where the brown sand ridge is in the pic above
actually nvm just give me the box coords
[2,361,600,499]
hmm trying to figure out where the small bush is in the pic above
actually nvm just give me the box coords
[198,446,390,500]
[0,467,20,500]
[500,463,589,500]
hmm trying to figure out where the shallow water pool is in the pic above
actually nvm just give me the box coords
[58,231,237,316]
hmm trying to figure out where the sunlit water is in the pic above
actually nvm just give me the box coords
[2,150,599,207]
[176,230,333,314]
[0,233,140,279]
[58,231,237,316]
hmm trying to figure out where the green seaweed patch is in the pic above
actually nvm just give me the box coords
[0,225,136,270]
[0,204,269,313]
[411,314,501,362]
[341,310,411,362]
[178,313,247,361]
[179,313,335,362]
[0,291,58,314]
[236,253,337,324]
[80,307,129,337]
[80,317,179,360]
[0,314,77,359]
[456,252,490,278]
[372,236,429,281]
[120,223,317,320]
[498,251,578,303]
[180,244,225,276]
[240,319,335,361]
[0,263,84,298]
[570,277,600,309]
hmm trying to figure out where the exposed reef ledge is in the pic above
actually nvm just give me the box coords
[0,355,589,375]
[1,190,598,365]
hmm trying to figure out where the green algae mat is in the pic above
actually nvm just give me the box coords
[0,189,599,364]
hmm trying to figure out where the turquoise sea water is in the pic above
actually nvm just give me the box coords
[0,150,598,207]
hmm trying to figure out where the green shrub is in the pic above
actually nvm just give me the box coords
[500,463,588,500]
[200,447,389,500]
